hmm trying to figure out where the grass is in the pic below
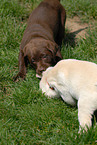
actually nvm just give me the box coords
[0,0,97,144]
[61,0,97,22]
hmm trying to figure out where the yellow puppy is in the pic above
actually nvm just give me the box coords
[40,59,97,131]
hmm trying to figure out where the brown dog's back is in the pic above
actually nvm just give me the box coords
[20,0,66,50]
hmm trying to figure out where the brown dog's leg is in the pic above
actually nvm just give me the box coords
[13,50,27,82]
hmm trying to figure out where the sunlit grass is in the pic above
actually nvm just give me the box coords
[0,0,97,144]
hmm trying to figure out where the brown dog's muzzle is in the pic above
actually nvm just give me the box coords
[36,62,50,76]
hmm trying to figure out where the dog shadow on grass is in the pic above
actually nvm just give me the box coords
[92,110,97,126]
[63,27,88,47]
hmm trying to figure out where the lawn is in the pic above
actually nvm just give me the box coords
[0,0,97,144]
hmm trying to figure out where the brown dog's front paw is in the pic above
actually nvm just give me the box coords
[13,73,26,82]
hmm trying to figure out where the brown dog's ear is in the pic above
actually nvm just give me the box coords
[53,44,63,63]
[22,45,30,66]
[46,41,57,56]
[46,41,62,63]
[23,45,27,57]
[23,45,32,61]
[55,49,63,63]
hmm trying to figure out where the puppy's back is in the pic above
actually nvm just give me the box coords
[56,59,97,76]
[53,59,97,90]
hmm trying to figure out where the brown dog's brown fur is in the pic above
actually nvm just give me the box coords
[13,0,66,81]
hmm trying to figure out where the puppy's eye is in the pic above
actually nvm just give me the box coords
[49,86,55,90]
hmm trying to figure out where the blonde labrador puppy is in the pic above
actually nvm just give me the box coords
[39,59,97,131]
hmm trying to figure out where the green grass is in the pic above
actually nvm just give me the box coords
[0,0,97,144]
[61,0,97,22]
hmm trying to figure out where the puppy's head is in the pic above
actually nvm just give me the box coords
[39,67,60,98]
[23,39,62,78]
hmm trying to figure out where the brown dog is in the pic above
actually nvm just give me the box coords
[13,0,66,81]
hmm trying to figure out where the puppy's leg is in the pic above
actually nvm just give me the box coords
[13,50,27,81]
[78,97,95,132]
[60,91,76,106]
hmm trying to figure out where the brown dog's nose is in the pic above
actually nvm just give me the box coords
[36,67,45,75]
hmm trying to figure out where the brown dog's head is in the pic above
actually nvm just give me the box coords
[23,38,62,77]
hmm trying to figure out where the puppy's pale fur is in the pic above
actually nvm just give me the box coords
[39,59,97,131]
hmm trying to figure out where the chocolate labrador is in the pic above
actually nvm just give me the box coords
[13,0,66,81]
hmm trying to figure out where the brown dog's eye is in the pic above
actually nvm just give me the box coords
[32,59,35,63]
[42,55,47,58]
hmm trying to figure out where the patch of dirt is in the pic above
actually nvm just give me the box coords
[66,16,89,39]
